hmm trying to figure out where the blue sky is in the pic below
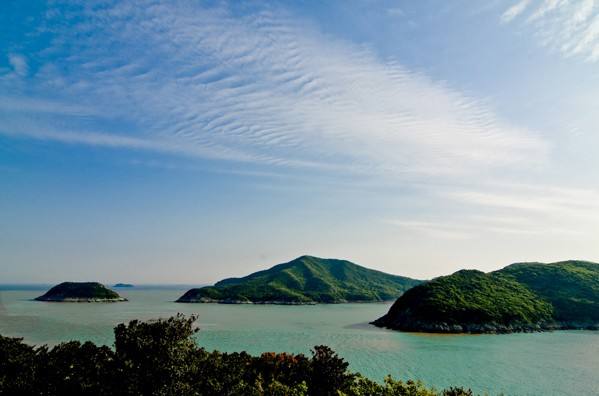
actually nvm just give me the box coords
[2,0,599,283]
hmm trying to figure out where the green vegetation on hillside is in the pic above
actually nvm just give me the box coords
[177,255,421,304]
[35,282,126,302]
[0,315,472,396]
[373,261,599,333]
[500,261,599,323]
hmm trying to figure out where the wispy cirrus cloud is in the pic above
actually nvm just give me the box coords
[501,0,532,23]
[448,183,599,218]
[7,54,28,77]
[502,0,599,61]
[384,180,599,241]
[385,215,585,241]
[0,0,548,178]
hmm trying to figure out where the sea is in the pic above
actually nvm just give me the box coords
[1,285,598,396]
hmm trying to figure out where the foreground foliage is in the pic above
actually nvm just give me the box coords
[374,260,599,333]
[0,315,472,396]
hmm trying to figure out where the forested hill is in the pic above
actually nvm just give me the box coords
[373,260,599,333]
[177,255,421,304]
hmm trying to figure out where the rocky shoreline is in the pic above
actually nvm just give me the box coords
[175,297,317,305]
[175,297,394,304]
[370,318,599,334]
[34,297,127,302]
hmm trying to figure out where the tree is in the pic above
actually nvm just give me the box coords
[37,341,116,395]
[0,336,37,396]
[309,345,354,396]
[0,316,474,396]
[113,314,200,395]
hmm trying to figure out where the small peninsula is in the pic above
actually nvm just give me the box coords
[177,255,421,304]
[372,260,599,333]
[35,282,127,302]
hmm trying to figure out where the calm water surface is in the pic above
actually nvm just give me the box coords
[1,286,598,396]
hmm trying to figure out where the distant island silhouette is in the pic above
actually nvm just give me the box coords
[113,283,134,288]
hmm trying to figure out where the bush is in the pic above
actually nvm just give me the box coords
[0,315,473,396]
[0,336,37,395]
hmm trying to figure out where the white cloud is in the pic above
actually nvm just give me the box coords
[381,179,599,243]
[501,0,532,23]
[447,183,599,218]
[420,182,599,240]
[0,0,548,179]
[527,0,566,22]
[384,220,472,240]
[0,96,97,116]
[7,53,28,76]
[502,0,599,62]
[0,125,256,162]
[387,7,405,17]
[385,186,595,240]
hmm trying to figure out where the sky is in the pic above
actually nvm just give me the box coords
[1,0,599,284]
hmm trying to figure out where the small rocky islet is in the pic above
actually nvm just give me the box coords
[35,282,127,302]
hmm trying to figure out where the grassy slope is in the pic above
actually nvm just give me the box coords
[35,282,122,300]
[374,260,599,332]
[177,255,421,303]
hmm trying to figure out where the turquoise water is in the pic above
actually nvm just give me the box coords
[1,287,598,396]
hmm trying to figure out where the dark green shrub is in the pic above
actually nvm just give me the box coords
[0,315,471,396]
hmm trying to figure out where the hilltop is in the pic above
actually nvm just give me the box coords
[372,260,599,333]
[35,282,127,302]
[177,255,421,304]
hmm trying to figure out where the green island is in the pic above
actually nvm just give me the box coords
[176,255,421,304]
[372,260,599,333]
[0,315,472,396]
[35,282,127,302]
